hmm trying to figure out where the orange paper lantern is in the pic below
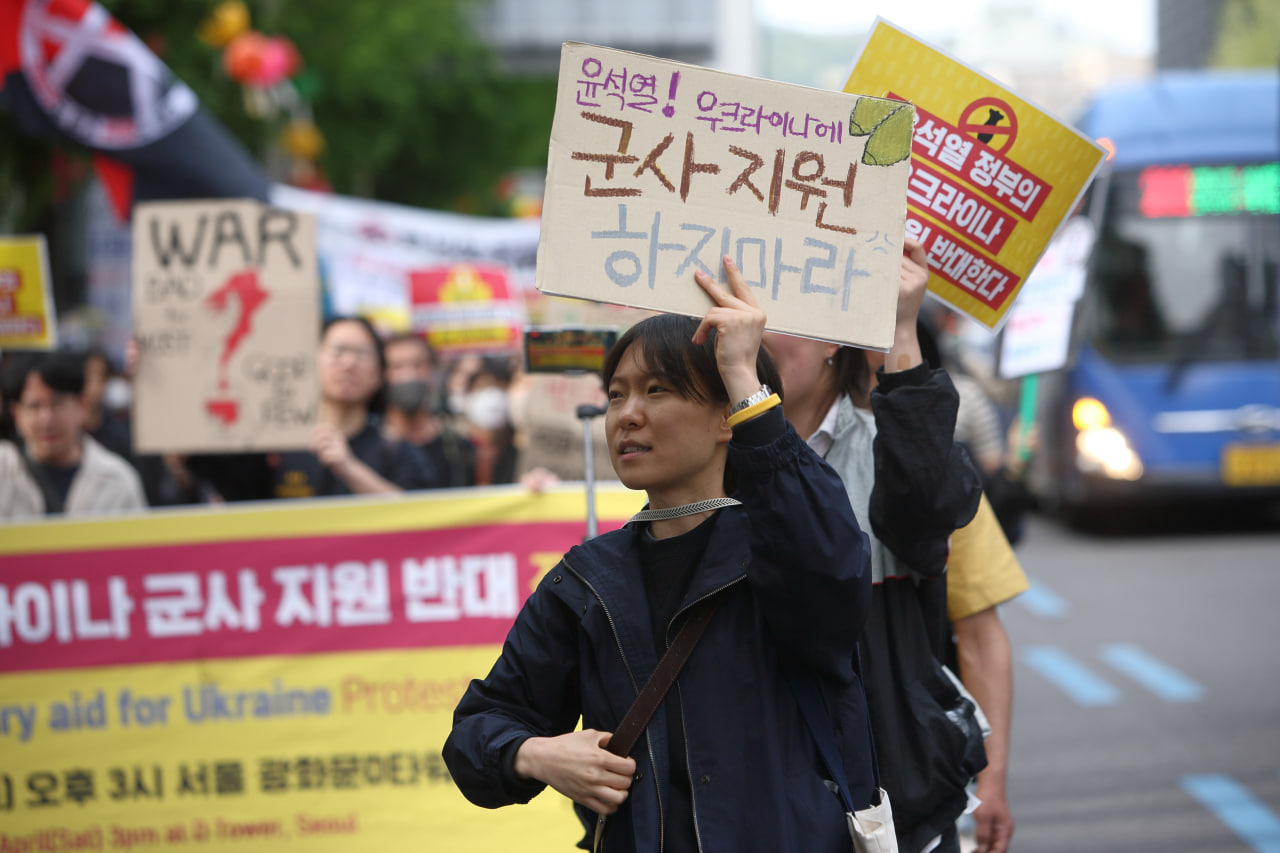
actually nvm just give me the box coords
[223,31,268,84]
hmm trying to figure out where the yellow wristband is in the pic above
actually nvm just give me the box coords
[726,393,781,428]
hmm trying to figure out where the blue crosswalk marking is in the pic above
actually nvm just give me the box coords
[1016,580,1069,618]
[1181,774,1280,853]
[1023,646,1119,706]
[1100,643,1204,703]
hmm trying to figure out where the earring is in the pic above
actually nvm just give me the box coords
[826,356,834,366]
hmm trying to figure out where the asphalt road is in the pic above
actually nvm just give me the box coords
[1000,504,1280,852]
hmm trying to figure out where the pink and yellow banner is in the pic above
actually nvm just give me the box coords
[843,19,1106,331]
[0,485,644,851]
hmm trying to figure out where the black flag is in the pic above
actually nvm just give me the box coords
[1,0,268,216]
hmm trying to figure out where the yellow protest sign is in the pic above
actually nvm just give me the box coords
[0,235,57,349]
[843,19,1106,330]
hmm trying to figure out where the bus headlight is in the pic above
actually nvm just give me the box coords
[1076,426,1144,480]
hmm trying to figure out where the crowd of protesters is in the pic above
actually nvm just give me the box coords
[0,317,539,518]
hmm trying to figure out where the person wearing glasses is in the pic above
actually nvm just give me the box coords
[269,316,435,498]
[139,315,436,502]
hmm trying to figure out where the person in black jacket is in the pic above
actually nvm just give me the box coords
[445,256,877,852]
[382,333,477,488]
[764,238,984,853]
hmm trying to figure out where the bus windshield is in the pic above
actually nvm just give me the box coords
[1086,163,1280,364]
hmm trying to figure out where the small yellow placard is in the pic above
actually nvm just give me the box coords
[843,19,1106,331]
[0,235,57,349]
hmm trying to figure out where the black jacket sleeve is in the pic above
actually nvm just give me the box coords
[868,363,982,577]
[730,406,872,680]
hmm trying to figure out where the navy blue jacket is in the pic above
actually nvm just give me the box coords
[444,413,874,853]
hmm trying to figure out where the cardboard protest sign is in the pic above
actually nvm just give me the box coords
[511,372,616,483]
[0,235,57,349]
[132,199,320,453]
[538,42,914,350]
[844,19,1106,332]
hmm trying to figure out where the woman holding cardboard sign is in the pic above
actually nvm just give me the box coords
[126,315,435,501]
[762,238,991,853]
[445,256,884,852]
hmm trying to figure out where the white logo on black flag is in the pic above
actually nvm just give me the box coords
[18,0,196,150]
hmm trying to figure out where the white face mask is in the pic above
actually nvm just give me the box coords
[102,377,133,411]
[464,387,509,430]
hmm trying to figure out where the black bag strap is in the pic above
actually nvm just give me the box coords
[784,659,881,814]
[605,596,719,758]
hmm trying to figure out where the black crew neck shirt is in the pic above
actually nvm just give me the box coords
[635,511,719,853]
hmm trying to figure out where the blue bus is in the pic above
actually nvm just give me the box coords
[1028,71,1280,519]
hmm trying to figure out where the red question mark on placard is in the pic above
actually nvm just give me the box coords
[203,269,270,426]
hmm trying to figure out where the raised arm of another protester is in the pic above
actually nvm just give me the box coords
[868,238,982,576]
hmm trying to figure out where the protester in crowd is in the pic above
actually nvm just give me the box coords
[944,497,1027,853]
[138,315,436,501]
[1,351,147,518]
[78,347,210,507]
[445,257,878,852]
[763,238,985,853]
[893,316,1026,853]
[0,353,17,444]
[382,333,477,488]
[262,315,436,497]
[461,358,518,486]
[80,347,132,461]
[445,352,483,419]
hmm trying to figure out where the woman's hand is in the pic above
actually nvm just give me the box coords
[310,423,354,472]
[311,423,401,493]
[885,238,930,373]
[520,466,561,494]
[692,255,768,405]
[897,238,930,330]
[514,729,636,815]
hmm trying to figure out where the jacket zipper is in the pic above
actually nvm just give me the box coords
[561,557,666,852]
[668,577,746,853]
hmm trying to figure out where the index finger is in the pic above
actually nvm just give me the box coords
[903,237,927,268]
[693,267,731,305]
[720,254,760,308]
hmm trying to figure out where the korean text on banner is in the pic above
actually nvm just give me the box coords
[843,19,1106,331]
[0,235,57,349]
[132,199,320,454]
[538,42,915,350]
[0,484,646,852]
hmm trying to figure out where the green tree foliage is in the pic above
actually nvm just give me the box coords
[2,0,556,228]
[106,0,556,211]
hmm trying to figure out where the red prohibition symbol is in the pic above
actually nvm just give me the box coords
[959,97,1019,153]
